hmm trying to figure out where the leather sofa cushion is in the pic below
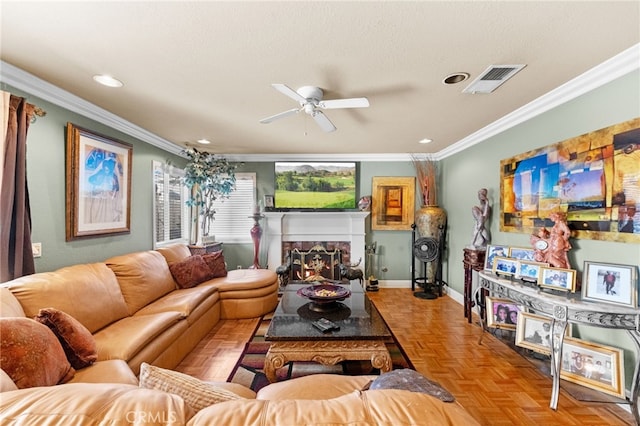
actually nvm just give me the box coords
[106,250,178,315]
[0,318,75,388]
[35,308,98,369]
[0,287,25,317]
[256,374,375,400]
[135,285,219,318]
[69,360,138,386]
[0,369,17,392]
[4,263,129,333]
[189,389,481,426]
[156,243,192,265]
[93,311,182,362]
[0,383,193,425]
[211,269,278,295]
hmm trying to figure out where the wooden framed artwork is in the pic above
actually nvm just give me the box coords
[65,123,132,240]
[560,337,625,399]
[485,297,521,330]
[539,266,576,292]
[515,312,552,355]
[516,260,548,282]
[508,246,535,261]
[371,176,415,230]
[500,117,640,243]
[581,261,638,308]
[484,244,509,272]
[492,256,518,277]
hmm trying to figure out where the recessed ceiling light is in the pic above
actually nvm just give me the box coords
[419,138,433,144]
[197,139,211,145]
[442,72,470,85]
[93,74,123,88]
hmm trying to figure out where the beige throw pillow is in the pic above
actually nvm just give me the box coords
[139,363,244,412]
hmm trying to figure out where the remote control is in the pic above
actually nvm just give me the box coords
[312,318,340,332]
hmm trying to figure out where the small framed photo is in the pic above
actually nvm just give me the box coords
[508,246,536,261]
[264,194,274,209]
[516,261,547,282]
[539,267,577,292]
[484,244,509,272]
[515,312,552,355]
[485,297,521,330]
[582,261,638,308]
[561,337,625,399]
[492,256,518,277]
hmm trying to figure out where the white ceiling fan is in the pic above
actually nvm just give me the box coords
[259,84,370,132]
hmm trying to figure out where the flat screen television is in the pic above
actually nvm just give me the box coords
[274,161,358,210]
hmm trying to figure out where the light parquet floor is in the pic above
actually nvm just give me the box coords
[176,288,634,425]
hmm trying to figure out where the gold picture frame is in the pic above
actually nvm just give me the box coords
[485,296,521,330]
[515,312,552,355]
[65,123,132,240]
[561,337,625,399]
[371,176,415,230]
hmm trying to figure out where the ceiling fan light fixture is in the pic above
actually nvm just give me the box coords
[442,72,469,85]
[93,74,123,88]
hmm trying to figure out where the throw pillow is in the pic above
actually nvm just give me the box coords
[202,251,227,278]
[169,255,214,288]
[365,368,455,402]
[0,317,75,388]
[35,307,98,369]
[139,362,244,412]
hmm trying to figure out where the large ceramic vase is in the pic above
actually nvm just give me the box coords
[414,205,447,285]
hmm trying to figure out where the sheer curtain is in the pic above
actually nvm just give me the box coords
[1,91,36,282]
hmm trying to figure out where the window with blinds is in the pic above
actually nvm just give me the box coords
[152,161,189,247]
[210,173,256,243]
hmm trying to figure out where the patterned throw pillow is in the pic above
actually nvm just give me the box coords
[168,255,214,288]
[35,308,98,369]
[202,252,227,278]
[139,363,244,412]
[0,317,75,388]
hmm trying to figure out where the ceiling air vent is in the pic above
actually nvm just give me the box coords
[462,64,526,94]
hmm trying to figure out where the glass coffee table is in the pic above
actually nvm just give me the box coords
[264,282,393,382]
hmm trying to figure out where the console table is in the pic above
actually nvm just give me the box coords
[476,271,640,424]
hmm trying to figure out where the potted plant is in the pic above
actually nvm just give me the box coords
[182,147,238,245]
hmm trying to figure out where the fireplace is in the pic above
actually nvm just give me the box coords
[263,212,369,277]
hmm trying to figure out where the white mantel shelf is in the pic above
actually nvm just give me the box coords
[263,211,370,273]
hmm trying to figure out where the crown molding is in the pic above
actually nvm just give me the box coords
[2,42,637,162]
[438,43,640,159]
[0,61,183,156]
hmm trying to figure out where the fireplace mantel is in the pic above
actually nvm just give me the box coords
[263,211,369,275]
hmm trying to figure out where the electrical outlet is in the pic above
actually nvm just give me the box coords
[32,242,42,258]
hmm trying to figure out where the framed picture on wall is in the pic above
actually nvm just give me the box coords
[582,261,638,308]
[371,177,415,230]
[65,123,132,241]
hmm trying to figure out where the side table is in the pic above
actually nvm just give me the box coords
[188,242,223,255]
[462,248,486,323]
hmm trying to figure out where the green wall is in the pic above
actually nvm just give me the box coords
[7,86,186,272]
[440,70,640,389]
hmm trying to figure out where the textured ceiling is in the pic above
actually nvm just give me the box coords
[1,1,639,159]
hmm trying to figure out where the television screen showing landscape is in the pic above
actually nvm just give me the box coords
[274,162,357,209]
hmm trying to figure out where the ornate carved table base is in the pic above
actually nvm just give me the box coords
[264,340,392,383]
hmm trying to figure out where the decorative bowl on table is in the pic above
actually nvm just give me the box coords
[297,284,351,312]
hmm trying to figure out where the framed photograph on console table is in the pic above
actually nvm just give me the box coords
[484,244,508,272]
[582,261,638,308]
[515,312,552,355]
[560,337,625,399]
[539,267,576,292]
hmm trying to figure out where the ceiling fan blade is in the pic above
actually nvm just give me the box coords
[319,97,370,109]
[312,111,337,132]
[259,108,300,124]
[272,83,307,104]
